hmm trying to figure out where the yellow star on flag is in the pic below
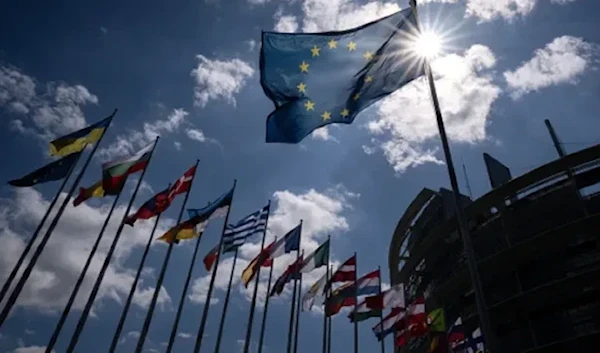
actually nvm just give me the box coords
[321,111,331,121]
[311,46,320,57]
[353,93,360,101]
[305,100,315,111]
[347,41,357,51]
[363,51,374,60]
[297,82,307,94]
[299,61,310,73]
[340,108,350,118]
[365,75,374,83]
[328,39,338,49]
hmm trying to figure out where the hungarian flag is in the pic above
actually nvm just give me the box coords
[324,255,355,293]
[366,283,405,310]
[348,299,381,323]
[373,307,404,340]
[73,180,105,206]
[102,143,153,194]
[301,239,329,274]
[203,244,219,271]
[407,297,428,337]
[325,282,356,317]
[270,255,303,297]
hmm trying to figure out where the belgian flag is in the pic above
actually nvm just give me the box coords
[8,152,81,187]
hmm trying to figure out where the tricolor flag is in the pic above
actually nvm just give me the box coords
[366,283,405,310]
[241,240,276,287]
[407,297,428,337]
[355,270,380,296]
[324,282,356,317]
[73,180,105,206]
[448,317,466,352]
[50,115,112,157]
[223,204,269,253]
[203,244,219,271]
[373,307,405,341]
[302,271,327,311]
[348,299,381,323]
[270,255,303,297]
[324,255,356,293]
[102,143,153,194]
[301,239,329,274]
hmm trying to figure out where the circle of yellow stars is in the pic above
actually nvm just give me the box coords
[296,38,376,122]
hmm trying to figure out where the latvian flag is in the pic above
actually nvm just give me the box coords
[222,204,269,253]
[373,307,404,341]
[324,255,356,293]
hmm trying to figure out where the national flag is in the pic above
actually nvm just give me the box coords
[222,204,269,253]
[49,115,112,156]
[324,255,355,292]
[407,297,428,337]
[302,271,327,311]
[241,240,276,287]
[8,152,81,187]
[269,255,303,297]
[355,270,380,296]
[427,308,446,332]
[447,317,466,352]
[261,8,423,144]
[124,188,170,225]
[203,244,219,271]
[469,328,485,353]
[366,283,405,310]
[300,239,329,273]
[73,180,105,206]
[348,299,381,323]
[324,282,356,317]
[373,307,404,341]
[102,143,153,194]
[167,165,196,199]
[157,186,234,243]
[395,328,408,348]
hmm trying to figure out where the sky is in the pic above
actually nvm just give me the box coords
[0,0,599,352]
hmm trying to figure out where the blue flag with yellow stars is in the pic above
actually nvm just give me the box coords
[8,152,81,187]
[261,8,424,143]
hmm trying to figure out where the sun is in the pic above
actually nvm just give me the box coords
[414,31,442,59]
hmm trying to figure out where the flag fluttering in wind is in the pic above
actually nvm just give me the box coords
[300,239,329,273]
[102,143,153,194]
[355,270,380,296]
[348,299,381,323]
[448,317,466,352]
[49,116,112,156]
[373,307,404,341]
[302,271,327,311]
[8,152,81,187]
[167,164,196,200]
[324,255,356,293]
[203,244,219,271]
[260,7,424,143]
[223,204,269,253]
[407,297,428,337]
[365,283,405,310]
[241,240,275,287]
[270,255,303,296]
[325,282,356,317]
[427,308,446,332]
[73,180,104,206]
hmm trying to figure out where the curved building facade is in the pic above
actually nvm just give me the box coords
[389,144,600,352]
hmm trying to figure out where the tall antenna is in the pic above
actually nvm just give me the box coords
[461,157,473,198]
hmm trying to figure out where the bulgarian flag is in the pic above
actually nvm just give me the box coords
[348,299,381,323]
[301,239,329,274]
[102,143,153,194]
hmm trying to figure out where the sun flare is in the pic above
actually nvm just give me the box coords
[414,31,442,59]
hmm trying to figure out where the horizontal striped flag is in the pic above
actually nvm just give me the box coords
[73,180,104,206]
[324,255,355,293]
[203,244,219,271]
[102,143,153,194]
[223,204,269,253]
[270,255,303,297]
[373,307,404,341]
[348,299,381,323]
[366,283,405,310]
[356,270,380,296]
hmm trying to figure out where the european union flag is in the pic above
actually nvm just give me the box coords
[8,152,81,187]
[261,8,424,143]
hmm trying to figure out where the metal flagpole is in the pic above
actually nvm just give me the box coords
[213,248,240,353]
[353,252,358,353]
[135,159,200,353]
[378,266,385,353]
[46,190,123,351]
[242,200,271,353]
[0,109,117,328]
[0,152,78,303]
[108,211,164,353]
[321,256,330,353]
[327,265,333,353]
[257,258,275,353]
[165,235,202,352]
[410,0,495,350]
[65,136,159,353]
[193,180,237,353]
[292,251,304,353]
[286,221,302,353]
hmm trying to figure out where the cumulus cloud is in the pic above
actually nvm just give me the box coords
[0,189,172,316]
[188,186,358,307]
[311,127,338,143]
[190,55,255,108]
[464,0,536,22]
[0,66,98,141]
[504,35,596,99]
[366,45,501,173]
[186,128,206,142]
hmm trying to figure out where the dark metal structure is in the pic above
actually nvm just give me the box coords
[389,144,600,352]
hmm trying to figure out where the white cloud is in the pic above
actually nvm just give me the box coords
[464,0,536,22]
[0,66,98,141]
[177,332,194,339]
[367,44,501,173]
[190,55,255,108]
[0,189,172,315]
[12,346,55,353]
[551,0,576,4]
[188,186,358,306]
[245,40,257,52]
[186,128,206,142]
[174,141,182,151]
[273,7,298,32]
[504,35,596,99]
[311,126,338,143]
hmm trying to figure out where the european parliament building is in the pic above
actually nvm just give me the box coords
[388,142,600,352]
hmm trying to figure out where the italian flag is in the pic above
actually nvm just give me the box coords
[102,143,153,194]
[348,299,381,323]
[301,239,329,273]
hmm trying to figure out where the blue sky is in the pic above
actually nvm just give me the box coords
[1,0,600,352]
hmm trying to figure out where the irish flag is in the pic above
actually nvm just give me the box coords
[301,239,329,273]
[102,143,153,194]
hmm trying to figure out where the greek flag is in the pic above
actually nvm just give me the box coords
[223,204,269,252]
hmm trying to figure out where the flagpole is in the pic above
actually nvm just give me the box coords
[46,190,124,351]
[410,0,494,349]
[65,136,158,353]
[135,159,200,353]
[165,235,202,352]
[109,210,164,353]
[242,200,271,353]
[286,220,302,353]
[0,109,117,328]
[257,258,275,353]
[0,153,79,304]
[353,252,358,353]
[327,264,333,353]
[292,250,304,353]
[193,179,237,353]
[321,253,330,353]
[377,266,385,353]
[213,247,239,353]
